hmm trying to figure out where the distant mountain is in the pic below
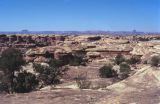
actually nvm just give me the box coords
[0,31,159,35]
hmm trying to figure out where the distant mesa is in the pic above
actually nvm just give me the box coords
[132,30,137,33]
[21,30,29,33]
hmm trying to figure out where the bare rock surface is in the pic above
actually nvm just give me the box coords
[96,66,160,104]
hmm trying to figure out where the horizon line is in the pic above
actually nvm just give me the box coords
[0,30,159,33]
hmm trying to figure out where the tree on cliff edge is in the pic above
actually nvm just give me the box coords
[0,48,25,93]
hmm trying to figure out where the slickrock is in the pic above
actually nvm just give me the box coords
[87,52,101,58]
[96,66,160,104]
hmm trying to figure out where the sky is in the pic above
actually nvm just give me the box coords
[0,0,159,32]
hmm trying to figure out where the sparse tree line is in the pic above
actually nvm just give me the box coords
[75,54,140,89]
[0,48,70,93]
[0,48,87,93]
[99,54,138,80]
[76,53,160,89]
[0,48,160,93]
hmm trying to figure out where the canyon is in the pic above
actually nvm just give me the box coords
[0,34,160,104]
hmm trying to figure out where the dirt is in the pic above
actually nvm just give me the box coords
[0,89,108,104]
[1,54,160,104]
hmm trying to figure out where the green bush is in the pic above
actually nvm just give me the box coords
[118,63,131,79]
[119,63,131,73]
[150,55,160,67]
[0,82,8,93]
[127,56,141,65]
[0,72,9,93]
[49,59,65,68]
[0,48,25,93]
[115,54,125,65]
[99,65,116,78]
[69,55,85,66]
[13,71,38,93]
[33,59,67,87]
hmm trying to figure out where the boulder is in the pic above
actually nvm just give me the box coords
[34,56,49,63]
[26,48,47,56]
[25,56,35,62]
[87,52,101,58]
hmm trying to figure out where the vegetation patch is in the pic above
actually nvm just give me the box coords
[118,63,131,79]
[33,59,68,87]
[127,55,141,65]
[69,55,87,66]
[0,48,25,93]
[99,65,117,78]
[75,73,91,89]
[150,55,160,67]
[13,71,38,93]
[115,54,126,65]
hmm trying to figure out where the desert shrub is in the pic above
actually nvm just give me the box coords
[33,60,67,87]
[119,63,131,73]
[76,79,91,89]
[92,81,108,89]
[119,63,131,79]
[115,54,126,65]
[45,51,54,58]
[99,65,116,78]
[0,48,25,93]
[87,36,101,41]
[127,56,141,65]
[0,72,9,93]
[143,60,148,64]
[33,63,46,74]
[13,71,38,93]
[150,55,160,67]
[0,82,8,93]
[138,37,149,41]
[48,59,65,68]
[69,55,85,66]
[75,74,91,89]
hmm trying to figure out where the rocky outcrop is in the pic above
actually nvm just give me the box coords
[87,52,101,58]
[25,46,72,62]
[87,36,101,41]
[97,65,160,104]
[0,34,160,63]
[131,41,160,56]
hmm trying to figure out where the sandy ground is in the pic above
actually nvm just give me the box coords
[1,64,160,104]
[0,89,108,104]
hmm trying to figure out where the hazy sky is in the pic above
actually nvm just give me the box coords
[0,0,159,32]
